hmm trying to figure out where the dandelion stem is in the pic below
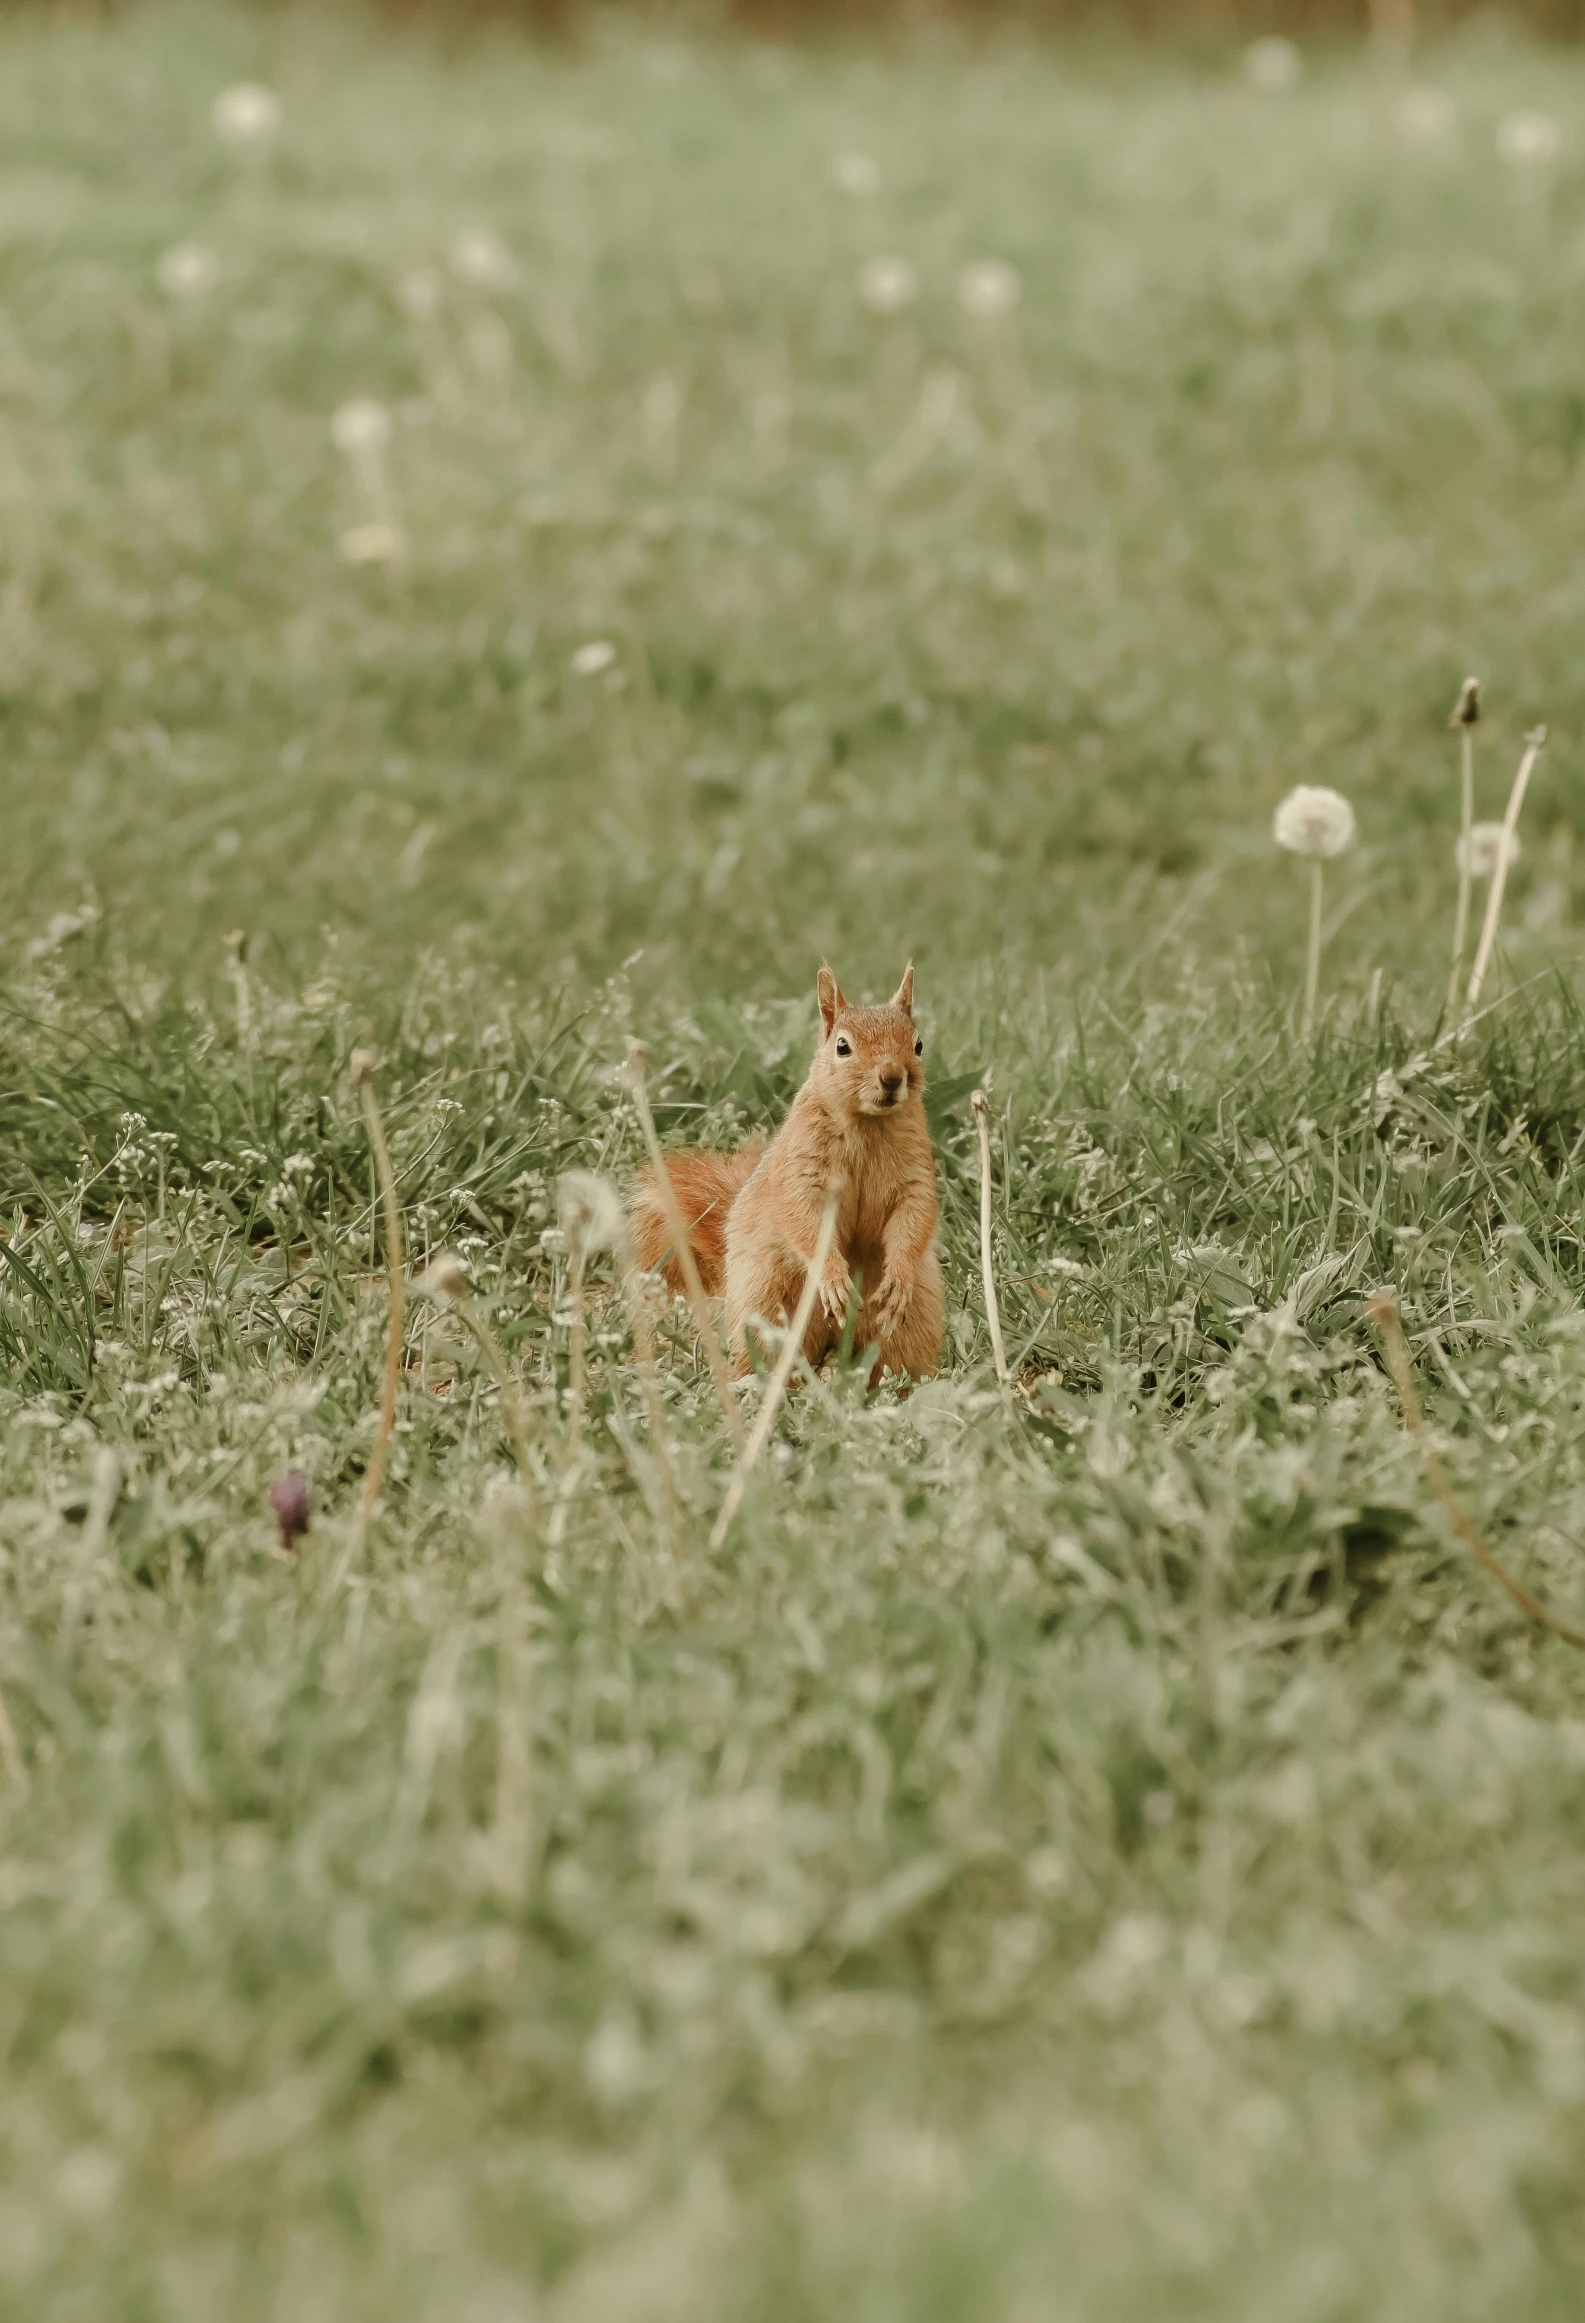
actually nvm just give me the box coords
[1303,857,1324,1040]
[710,1193,838,1551]
[971,1087,1011,1392]
[1447,724,1474,1018]
[1465,725,1545,1022]
[1367,1291,1585,1649]
[355,1054,404,1523]
[625,1041,745,1448]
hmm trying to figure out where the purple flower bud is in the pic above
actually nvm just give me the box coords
[269,1469,311,1552]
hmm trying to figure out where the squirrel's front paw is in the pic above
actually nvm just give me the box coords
[818,1255,854,1324]
[870,1272,913,1340]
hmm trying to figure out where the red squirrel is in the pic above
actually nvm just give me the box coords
[631,964,943,1382]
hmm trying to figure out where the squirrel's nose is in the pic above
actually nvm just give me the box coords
[879,1071,905,1094]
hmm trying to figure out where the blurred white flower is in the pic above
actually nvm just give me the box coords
[1496,110,1561,168]
[398,268,443,319]
[1273,786,1356,858]
[859,255,918,315]
[1244,38,1302,92]
[1456,821,1520,879]
[571,639,617,676]
[331,398,393,457]
[830,150,881,196]
[414,1252,471,1300]
[958,258,1021,320]
[211,82,281,154]
[338,523,405,565]
[1394,86,1455,140]
[449,229,515,291]
[559,1170,624,1254]
[157,242,220,300]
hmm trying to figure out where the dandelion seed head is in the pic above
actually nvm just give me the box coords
[332,398,393,457]
[157,243,220,300]
[338,523,405,565]
[1395,86,1455,140]
[415,1252,471,1300]
[398,268,443,319]
[1244,38,1302,92]
[559,1170,624,1255]
[958,258,1021,320]
[449,228,515,291]
[858,255,918,316]
[212,82,282,154]
[830,150,881,196]
[1456,822,1520,880]
[1273,785,1356,859]
[571,639,617,676]
[1497,110,1560,168]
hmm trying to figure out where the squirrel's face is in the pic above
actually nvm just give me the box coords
[814,964,924,1118]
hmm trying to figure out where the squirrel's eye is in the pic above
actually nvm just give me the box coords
[914,1038,923,1056]
[834,1036,851,1058]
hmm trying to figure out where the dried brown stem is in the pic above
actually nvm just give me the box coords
[971,1087,1011,1391]
[1367,1291,1585,1650]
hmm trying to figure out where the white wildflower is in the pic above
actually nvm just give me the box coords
[1272,786,1356,859]
[559,1170,624,1255]
[449,229,514,291]
[331,398,393,457]
[958,259,1021,320]
[157,243,220,300]
[414,1253,471,1301]
[1244,38,1301,92]
[1395,86,1455,141]
[1456,821,1520,880]
[1496,110,1561,168]
[830,150,881,196]
[858,255,918,316]
[570,639,617,676]
[211,83,282,155]
[338,523,405,565]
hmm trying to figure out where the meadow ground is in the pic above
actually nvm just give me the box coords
[8,4,1585,2315]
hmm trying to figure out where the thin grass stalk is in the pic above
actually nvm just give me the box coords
[0,1677,27,1792]
[492,1538,532,1908]
[1465,725,1546,1021]
[1367,1292,1585,1649]
[1302,858,1324,1039]
[971,1087,1011,1391]
[709,1193,838,1552]
[353,1050,404,1521]
[1447,724,1475,1016]
[616,1224,680,1550]
[625,1041,745,1447]
[565,1242,588,1457]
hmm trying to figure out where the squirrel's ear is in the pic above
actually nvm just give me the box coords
[890,962,915,1017]
[817,965,845,1037]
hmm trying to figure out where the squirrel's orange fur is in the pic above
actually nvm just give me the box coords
[630,964,942,1383]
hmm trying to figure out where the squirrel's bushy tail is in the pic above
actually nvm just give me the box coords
[630,1143,763,1297]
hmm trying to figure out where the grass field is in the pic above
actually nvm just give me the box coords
[8,5,1585,2316]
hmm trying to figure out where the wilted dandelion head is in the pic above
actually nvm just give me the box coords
[1497,110,1561,168]
[349,1047,377,1085]
[830,150,881,196]
[332,398,393,458]
[211,82,282,154]
[1395,86,1455,140]
[449,229,514,291]
[958,259,1021,320]
[398,268,443,319]
[1273,785,1356,859]
[1456,821,1520,880]
[1450,675,1481,727]
[1244,38,1301,92]
[570,639,616,676]
[559,1170,624,1255]
[858,255,918,316]
[414,1252,471,1301]
[268,1468,311,1551]
[157,243,220,300]
[338,523,405,566]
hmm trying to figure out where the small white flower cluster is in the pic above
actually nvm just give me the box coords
[1497,110,1561,169]
[1244,38,1301,93]
[211,83,281,156]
